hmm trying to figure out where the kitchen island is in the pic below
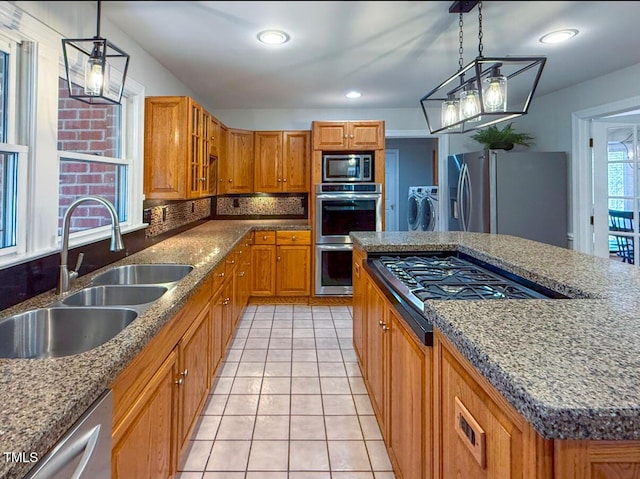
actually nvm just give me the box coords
[0,219,308,479]
[351,231,640,479]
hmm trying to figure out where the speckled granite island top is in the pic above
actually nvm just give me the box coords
[0,219,309,479]
[351,231,640,442]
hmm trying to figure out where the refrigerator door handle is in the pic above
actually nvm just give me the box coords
[463,162,472,231]
[456,162,464,224]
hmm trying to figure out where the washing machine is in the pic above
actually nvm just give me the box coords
[407,186,439,231]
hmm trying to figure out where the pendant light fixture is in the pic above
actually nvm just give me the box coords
[421,1,546,134]
[62,0,130,105]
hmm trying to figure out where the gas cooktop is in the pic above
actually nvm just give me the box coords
[368,253,563,315]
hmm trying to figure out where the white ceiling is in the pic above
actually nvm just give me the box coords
[102,1,640,110]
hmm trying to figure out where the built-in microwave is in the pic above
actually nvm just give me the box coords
[322,153,373,182]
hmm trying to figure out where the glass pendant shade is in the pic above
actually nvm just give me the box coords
[84,45,111,96]
[483,71,507,112]
[441,96,460,128]
[460,85,481,121]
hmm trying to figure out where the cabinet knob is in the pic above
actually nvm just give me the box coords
[292,235,297,241]
[344,134,348,139]
[283,178,287,182]
[239,271,245,277]
[277,256,281,261]
[181,369,189,377]
[382,323,389,333]
[200,177,206,182]
[350,134,355,139]
[175,377,184,386]
[211,136,215,140]
[228,179,232,183]
[263,235,267,240]
[277,178,282,182]
[218,272,225,278]
[227,259,235,264]
[379,320,384,326]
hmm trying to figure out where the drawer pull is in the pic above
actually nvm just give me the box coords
[292,235,297,241]
[454,396,486,468]
[263,235,267,240]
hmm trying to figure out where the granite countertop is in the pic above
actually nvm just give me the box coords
[0,219,309,479]
[351,231,640,441]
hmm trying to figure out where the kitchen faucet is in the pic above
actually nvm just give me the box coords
[57,195,124,294]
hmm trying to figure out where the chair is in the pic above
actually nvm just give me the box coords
[609,209,634,264]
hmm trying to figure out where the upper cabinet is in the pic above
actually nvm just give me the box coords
[223,128,254,193]
[144,96,217,200]
[312,120,384,150]
[254,131,310,193]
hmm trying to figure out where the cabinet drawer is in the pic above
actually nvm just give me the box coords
[254,231,276,245]
[276,230,310,245]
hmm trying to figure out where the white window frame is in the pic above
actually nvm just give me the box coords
[0,2,146,268]
[0,32,28,260]
[56,64,145,249]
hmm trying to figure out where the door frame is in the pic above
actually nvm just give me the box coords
[572,95,640,254]
[386,130,449,231]
[385,149,400,231]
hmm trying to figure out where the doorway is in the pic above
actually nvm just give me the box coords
[385,149,400,231]
[572,94,640,261]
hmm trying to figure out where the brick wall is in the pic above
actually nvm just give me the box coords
[57,77,122,232]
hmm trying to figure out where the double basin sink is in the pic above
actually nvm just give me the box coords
[0,264,194,359]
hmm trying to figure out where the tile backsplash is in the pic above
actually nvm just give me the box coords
[216,195,306,216]
[144,198,212,238]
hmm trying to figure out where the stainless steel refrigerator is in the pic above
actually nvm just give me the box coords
[447,150,568,248]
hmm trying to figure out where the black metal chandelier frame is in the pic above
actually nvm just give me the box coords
[420,1,546,134]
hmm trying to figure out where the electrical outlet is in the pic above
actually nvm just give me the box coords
[191,202,195,213]
[143,209,151,224]
[233,198,240,208]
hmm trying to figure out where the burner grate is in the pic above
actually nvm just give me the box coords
[377,254,545,301]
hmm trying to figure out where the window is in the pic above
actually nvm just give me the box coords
[57,77,128,235]
[0,2,145,268]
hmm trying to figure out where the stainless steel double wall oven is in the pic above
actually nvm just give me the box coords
[315,183,382,295]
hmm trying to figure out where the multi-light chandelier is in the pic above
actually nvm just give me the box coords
[420,1,546,134]
[62,0,130,105]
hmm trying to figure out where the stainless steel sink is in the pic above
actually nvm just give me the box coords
[0,307,138,359]
[92,263,194,286]
[61,285,168,307]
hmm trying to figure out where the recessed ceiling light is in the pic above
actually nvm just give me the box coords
[346,91,362,99]
[539,29,578,44]
[257,30,290,45]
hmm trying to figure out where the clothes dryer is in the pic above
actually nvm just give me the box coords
[407,186,439,231]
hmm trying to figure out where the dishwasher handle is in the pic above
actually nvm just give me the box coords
[35,426,100,479]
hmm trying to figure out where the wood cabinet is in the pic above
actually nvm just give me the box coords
[435,330,552,479]
[251,230,310,297]
[388,307,430,479]
[352,247,366,367]
[364,277,388,428]
[177,302,211,455]
[352,245,431,479]
[312,120,384,150]
[222,128,254,193]
[144,96,216,199]
[251,231,276,296]
[276,230,311,296]
[254,131,310,193]
[112,350,177,479]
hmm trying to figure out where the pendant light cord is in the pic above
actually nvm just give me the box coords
[96,0,101,38]
[458,12,464,71]
[477,1,484,58]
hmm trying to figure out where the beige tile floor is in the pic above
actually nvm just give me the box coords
[177,304,397,479]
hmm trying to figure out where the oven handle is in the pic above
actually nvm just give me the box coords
[316,193,382,200]
[315,243,354,251]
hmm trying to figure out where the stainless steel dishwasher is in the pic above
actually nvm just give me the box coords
[25,390,112,479]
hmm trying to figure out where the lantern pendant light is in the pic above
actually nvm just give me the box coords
[62,0,130,105]
[420,1,546,134]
